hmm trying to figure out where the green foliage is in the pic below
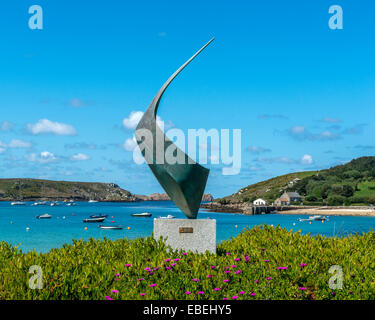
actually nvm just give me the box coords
[220,157,375,206]
[327,195,345,206]
[1,226,375,300]
[0,178,132,201]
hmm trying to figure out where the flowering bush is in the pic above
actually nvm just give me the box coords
[0,225,374,300]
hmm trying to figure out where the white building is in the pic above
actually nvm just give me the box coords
[253,198,268,206]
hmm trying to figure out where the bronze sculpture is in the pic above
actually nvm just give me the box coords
[135,38,214,219]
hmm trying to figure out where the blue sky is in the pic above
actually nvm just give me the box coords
[0,0,374,197]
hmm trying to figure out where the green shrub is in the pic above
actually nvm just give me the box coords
[1,226,375,300]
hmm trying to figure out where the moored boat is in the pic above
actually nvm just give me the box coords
[36,213,52,219]
[11,201,27,206]
[131,212,152,217]
[158,214,175,219]
[98,225,123,230]
[90,214,108,219]
[83,217,106,223]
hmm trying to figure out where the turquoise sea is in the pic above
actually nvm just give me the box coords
[1,201,375,253]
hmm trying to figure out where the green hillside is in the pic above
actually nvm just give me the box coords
[221,157,375,206]
[0,178,136,202]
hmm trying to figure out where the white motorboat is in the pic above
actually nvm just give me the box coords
[88,200,98,203]
[32,201,48,206]
[131,212,152,217]
[98,225,123,230]
[11,201,27,206]
[298,215,328,222]
[36,213,52,219]
[83,217,106,223]
[158,214,175,219]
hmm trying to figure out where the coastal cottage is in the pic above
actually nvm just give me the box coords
[253,198,268,206]
[274,192,302,206]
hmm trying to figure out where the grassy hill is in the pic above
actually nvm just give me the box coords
[220,156,375,206]
[0,178,136,202]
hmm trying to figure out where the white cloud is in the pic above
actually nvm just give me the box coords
[27,119,77,136]
[68,98,86,107]
[0,147,5,154]
[291,126,306,134]
[122,111,173,131]
[26,151,57,163]
[123,137,137,151]
[0,121,14,132]
[123,111,144,130]
[322,117,341,123]
[246,146,271,154]
[301,154,313,165]
[7,139,32,149]
[70,153,90,161]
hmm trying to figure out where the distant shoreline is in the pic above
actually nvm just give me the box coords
[201,202,375,217]
[278,207,375,217]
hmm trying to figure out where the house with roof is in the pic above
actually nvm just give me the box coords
[253,198,268,206]
[274,191,302,206]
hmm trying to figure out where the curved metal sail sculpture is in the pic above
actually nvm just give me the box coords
[135,38,214,219]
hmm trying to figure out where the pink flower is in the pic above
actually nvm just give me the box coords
[224,270,231,274]
[226,252,231,255]
[211,266,215,269]
[185,291,191,295]
[250,292,256,296]
[254,280,259,284]
[174,258,180,261]
[214,288,221,291]
[277,266,288,270]
[198,291,204,295]
[223,279,229,283]
[150,283,157,287]
[231,265,237,268]
[234,258,241,261]
[105,296,113,300]
[111,289,119,294]
[264,260,270,262]
[137,278,145,281]
[144,267,151,271]
[182,252,187,256]
[192,278,200,282]
[239,291,245,295]
[223,298,228,300]
[153,267,160,271]
[164,259,171,262]
[207,274,213,278]
[300,263,308,267]
[235,270,242,274]
[171,263,177,267]
[166,267,171,270]
[125,264,132,267]
[115,274,120,277]
[266,277,272,280]
[140,293,146,296]
[232,295,238,299]
[299,287,307,291]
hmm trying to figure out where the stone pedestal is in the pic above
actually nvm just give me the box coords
[153,218,216,254]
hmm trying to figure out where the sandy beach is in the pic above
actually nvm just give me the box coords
[279,207,375,217]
